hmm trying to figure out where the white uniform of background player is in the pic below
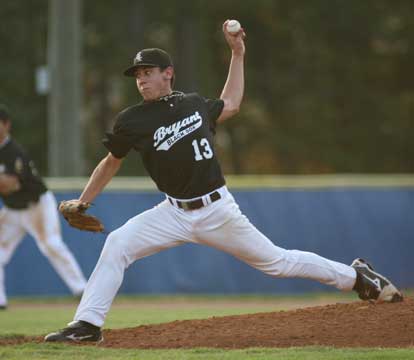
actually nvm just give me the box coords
[45,20,402,342]
[0,106,86,308]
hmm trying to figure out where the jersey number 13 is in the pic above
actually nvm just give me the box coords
[192,138,213,161]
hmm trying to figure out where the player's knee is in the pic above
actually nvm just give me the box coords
[100,230,129,264]
[101,231,120,254]
[254,251,288,277]
[37,235,66,257]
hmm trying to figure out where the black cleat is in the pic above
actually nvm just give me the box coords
[351,258,403,303]
[0,305,7,310]
[44,320,103,342]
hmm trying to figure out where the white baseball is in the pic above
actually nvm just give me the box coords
[226,20,241,34]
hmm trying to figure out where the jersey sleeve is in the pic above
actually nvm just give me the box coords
[102,110,136,159]
[102,132,134,159]
[204,98,225,131]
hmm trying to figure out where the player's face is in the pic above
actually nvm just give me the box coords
[135,66,173,101]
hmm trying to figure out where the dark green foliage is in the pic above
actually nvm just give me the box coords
[1,0,413,175]
[0,1,48,173]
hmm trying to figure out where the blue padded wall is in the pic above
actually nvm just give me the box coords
[3,187,413,296]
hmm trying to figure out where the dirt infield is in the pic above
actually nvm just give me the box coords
[2,298,414,348]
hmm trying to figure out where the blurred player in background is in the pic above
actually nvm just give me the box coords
[0,105,86,309]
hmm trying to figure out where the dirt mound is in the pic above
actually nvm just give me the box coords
[101,298,414,349]
[2,298,414,348]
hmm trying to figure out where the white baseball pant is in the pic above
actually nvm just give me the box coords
[75,186,356,327]
[0,191,86,306]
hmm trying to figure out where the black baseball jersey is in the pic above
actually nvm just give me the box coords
[103,92,225,199]
[0,138,47,209]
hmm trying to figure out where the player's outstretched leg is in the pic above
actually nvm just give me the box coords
[45,202,188,343]
[351,258,403,302]
[44,320,102,342]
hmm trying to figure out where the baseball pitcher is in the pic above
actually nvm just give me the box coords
[45,20,402,342]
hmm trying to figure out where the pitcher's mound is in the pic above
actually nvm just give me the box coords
[100,298,414,349]
[2,298,413,348]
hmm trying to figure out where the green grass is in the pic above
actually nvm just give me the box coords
[0,304,294,336]
[1,294,413,359]
[0,292,359,336]
[1,345,414,360]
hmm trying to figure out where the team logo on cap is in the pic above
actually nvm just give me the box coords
[135,52,143,63]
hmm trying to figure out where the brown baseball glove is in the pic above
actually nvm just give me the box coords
[58,199,105,233]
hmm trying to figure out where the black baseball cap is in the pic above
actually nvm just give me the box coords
[124,48,173,77]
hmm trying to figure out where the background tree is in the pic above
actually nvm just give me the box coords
[0,0,412,176]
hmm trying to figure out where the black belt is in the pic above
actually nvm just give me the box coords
[168,191,221,210]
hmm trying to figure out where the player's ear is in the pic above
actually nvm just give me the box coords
[163,66,174,81]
